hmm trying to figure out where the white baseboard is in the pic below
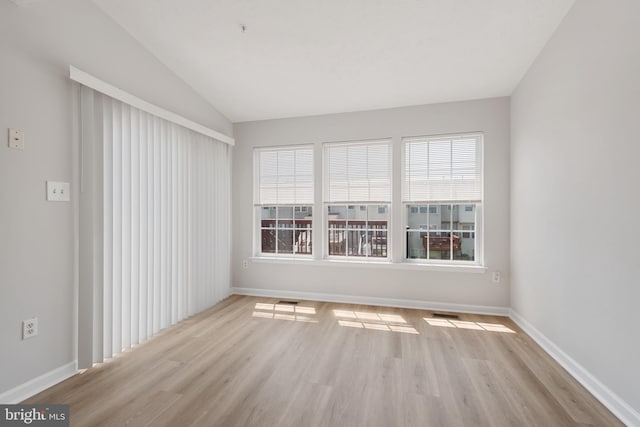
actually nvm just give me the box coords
[231,286,510,316]
[0,361,78,404]
[510,310,639,427]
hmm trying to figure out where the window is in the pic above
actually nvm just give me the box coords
[324,140,391,259]
[403,133,482,263]
[254,146,314,256]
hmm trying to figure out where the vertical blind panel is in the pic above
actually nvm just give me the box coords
[100,94,113,361]
[85,88,230,363]
[189,136,231,313]
[404,134,482,202]
[325,140,392,202]
[255,146,314,205]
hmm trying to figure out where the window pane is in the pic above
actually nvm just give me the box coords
[294,206,312,224]
[328,205,347,220]
[277,228,294,254]
[369,206,388,257]
[370,230,387,258]
[328,205,346,256]
[261,206,276,220]
[277,206,293,219]
[428,232,451,260]
[422,205,454,260]
[453,204,475,261]
[294,229,312,255]
[261,228,276,253]
[407,204,428,230]
[347,205,364,221]
[431,204,451,230]
[406,231,426,259]
[347,229,364,256]
[346,205,367,255]
[328,226,346,256]
[368,205,388,221]
[294,205,313,255]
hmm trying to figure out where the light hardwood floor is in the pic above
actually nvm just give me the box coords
[26,295,622,426]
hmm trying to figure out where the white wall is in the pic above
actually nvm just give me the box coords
[0,0,231,395]
[232,98,510,310]
[511,0,640,420]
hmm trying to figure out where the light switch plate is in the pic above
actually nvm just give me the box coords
[8,128,24,150]
[46,181,70,202]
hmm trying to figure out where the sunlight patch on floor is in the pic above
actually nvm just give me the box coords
[424,318,515,333]
[334,310,419,334]
[252,303,318,323]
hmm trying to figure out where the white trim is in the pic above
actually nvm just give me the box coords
[231,286,508,315]
[510,310,639,427]
[0,361,78,404]
[249,256,487,273]
[69,66,234,146]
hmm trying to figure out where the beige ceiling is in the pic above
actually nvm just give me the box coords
[92,0,575,122]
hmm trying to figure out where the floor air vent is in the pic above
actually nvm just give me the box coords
[277,300,298,305]
[432,312,459,319]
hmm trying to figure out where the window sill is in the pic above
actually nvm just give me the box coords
[248,257,487,273]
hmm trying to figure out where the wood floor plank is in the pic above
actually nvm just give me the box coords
[25,296,623,426]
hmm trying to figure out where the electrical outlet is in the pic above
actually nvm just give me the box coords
[492,271,501,284]
[22,317,38,340]
[242,259,249,269]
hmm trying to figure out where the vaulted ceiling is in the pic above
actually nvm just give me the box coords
[92,0,575,122]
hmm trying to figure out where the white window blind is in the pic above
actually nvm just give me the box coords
[78,85,230,366]
[403,134,483,202]
[254,146,314,205]
[324,140,392,202]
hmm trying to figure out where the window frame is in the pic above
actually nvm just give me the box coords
[253,144,315,258]
[322,139,393,262]
[251,132,485,270]
[401,132,484,266]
